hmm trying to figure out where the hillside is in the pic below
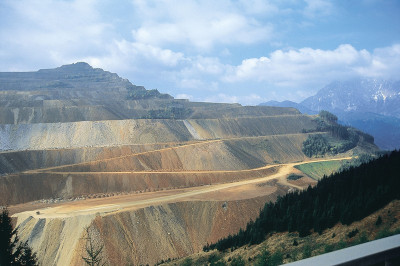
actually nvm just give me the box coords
[338,112,400,151]
[302,78,400,150]
[1,63,379,265]
[260,78,400,150]
[0,62,300,125]
[209,150,400,251]
[164,200,400,265]
[172,150,400,265]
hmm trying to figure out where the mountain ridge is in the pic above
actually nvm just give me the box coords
[259,78,400,150]
[301,78,400,118]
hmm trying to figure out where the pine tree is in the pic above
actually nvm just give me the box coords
[82,227,106,266]
[0,207,38,266]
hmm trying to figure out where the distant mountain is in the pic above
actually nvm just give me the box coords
[0,62,129,91]
[338,112,400,151]
[0,62,174,123]
[0,62,172,99]
[259,78,400,150]
[301,78,400,118]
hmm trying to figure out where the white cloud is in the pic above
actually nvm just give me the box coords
[81,40,187,86]
[303,0,334,18]
[183,56,225,76]
[223,44,400,91]
[0,0,112,69]
[114,40,184,67]
[355,44,400,78]
[130,0,273,50]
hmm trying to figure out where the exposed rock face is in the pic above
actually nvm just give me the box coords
[16,212,96,266]
[2,63,379,265]
[0,62,133,92]
[0,115,314,152]
[15,195,281,266]
[301,78,400,117]
[0,143,174,175]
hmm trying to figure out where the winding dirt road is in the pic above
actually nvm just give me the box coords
[23,132,326,174]
[13,157,351,220]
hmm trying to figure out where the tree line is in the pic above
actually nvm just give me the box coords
[205,150,400,252]
[301,110,375,157]
[127,87,171,100]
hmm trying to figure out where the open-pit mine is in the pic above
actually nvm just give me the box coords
[0,63,378,265]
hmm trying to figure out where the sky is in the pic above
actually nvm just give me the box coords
[0,0,399,105]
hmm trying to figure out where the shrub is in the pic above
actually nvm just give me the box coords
[255,248,283,266]
[181,258,193,266]
[324,244,335,253]
[230,255,245,266]
[336,240,347,250]
[269,250,283,266]
[375,216,382,226]
[347,229,359,239]
[302,243,312,259]
[376,227,391,239]
[353,231,368,245]
[287,174,303,181]
[208,253,224,265]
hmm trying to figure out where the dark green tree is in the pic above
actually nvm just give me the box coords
[302,134,330,157]
[0,207,37,266]
[255,248,283,266]
[181,257,193,266]
[319,110,338,123]
[82,227,106,266]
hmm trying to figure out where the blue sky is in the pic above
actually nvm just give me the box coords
[0,0,399,105]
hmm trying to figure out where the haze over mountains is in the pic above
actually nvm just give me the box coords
[261,78,400,150]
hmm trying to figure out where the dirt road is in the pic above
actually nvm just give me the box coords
[23,132,326,174]
[13,157,351,220]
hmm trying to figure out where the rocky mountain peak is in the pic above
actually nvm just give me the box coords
[301,78,400,117]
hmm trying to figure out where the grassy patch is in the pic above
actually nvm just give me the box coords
[295,160,347,180]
